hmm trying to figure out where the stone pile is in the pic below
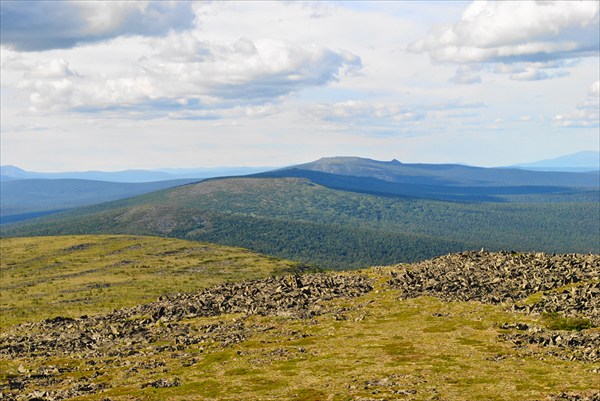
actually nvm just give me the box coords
[548,392,600,401]
[129,272,373,322]
[388,251,600,363]
[0,273,372,400]
[501,327,600,362]
[520,281,600,326]
[0,273,372,360]
[388,251,599,306]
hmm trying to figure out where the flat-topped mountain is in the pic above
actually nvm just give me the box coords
[254,156,599,203]
[276,156,600,186]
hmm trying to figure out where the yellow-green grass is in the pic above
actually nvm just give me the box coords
[1,237,598,400]
[2,288,598,400]
[0,235,301,328]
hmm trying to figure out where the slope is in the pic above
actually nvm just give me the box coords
[290,156,600,187]
[2,177,598,268]
[1,246,598,401]
[255,156,600,203]
[0,178,199,223]
[254,168,600,203]
[0,235,306,328]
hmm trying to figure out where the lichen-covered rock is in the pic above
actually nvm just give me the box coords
[0,273,373,360]
[388,251,599,306]
[387,251,600,362]
[501,328,600,362]
[547,392,600,401]
[523,281,600,326]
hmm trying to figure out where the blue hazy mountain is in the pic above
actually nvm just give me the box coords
[0,165,273,223]
[281,156,599,187]
[252,156,599,202]
[3,156,598,226]
[0,178,199,224]
[0,165,176,182]
[510,151,600,172]
[0,165,272,183]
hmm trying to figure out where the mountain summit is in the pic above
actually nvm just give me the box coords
[271,156,599,188]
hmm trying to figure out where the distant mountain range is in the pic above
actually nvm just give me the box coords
[0,165,272,183]
[253,156,599,203]
[2,156,598,268]
[279,156,599,186]
[2,151,597,183]
[510,151,599,172]
[0,178,199,224]
[3,156,598,224]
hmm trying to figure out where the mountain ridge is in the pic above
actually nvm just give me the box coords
[3,150,597,182]
[3,175,598,268]
[510,150,600,172]
[285,156,599,187]
[0,178,201,223]
[2,155,598,267]
[0,165,273,183]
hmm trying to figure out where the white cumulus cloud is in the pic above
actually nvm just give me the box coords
[0,1,196,51]
[307,101,425,125]
[12,36,362,112]
[410,1,599,81]
[553,80,600,128]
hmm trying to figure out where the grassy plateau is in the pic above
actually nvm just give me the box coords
[0,235,598,400]
[0,235,304,328]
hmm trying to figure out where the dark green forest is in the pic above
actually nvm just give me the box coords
[3,177,598,269]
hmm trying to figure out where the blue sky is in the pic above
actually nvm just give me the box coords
[1,1,598,171]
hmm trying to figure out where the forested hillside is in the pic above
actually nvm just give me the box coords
[3,177,598,269]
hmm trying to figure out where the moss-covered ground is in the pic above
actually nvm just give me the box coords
[0,235,302,328]
[1,236,598,400]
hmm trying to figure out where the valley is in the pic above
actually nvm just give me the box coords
[2,166,598,268]
[1,157,598,400]
[3,1,599,399]
[0,179,200,224]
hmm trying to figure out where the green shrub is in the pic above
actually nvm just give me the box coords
[542,312,592,331]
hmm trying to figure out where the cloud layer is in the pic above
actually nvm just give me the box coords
[0,1,196,51]
[410,1,599,63]
[554,80,600,128]
[11,36,361,112]
[1,1,598,170]
[410,1,599,82]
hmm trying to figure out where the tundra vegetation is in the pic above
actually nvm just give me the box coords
[1,236,598,400]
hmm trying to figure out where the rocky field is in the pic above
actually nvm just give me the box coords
[0,244,598,401]
[388,251,599,363]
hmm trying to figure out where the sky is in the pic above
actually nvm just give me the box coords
[1,1,599,171]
